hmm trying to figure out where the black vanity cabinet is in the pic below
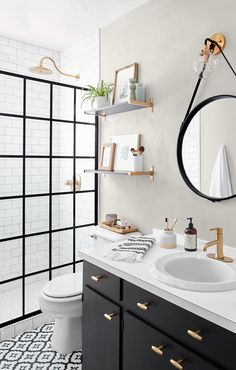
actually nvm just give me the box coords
[83,261,235,370]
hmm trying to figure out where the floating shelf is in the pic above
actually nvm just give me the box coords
[84,166,154,181]
[84,98,154,117]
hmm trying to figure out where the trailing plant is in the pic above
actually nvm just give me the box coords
[81,80,113,106]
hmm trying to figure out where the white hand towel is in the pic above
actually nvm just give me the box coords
[209,145,233,198]
[104,236,156,263]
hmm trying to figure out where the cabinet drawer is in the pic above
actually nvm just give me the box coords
[123,312,218,370]
[124,281,236,369]
[83,261,120,302]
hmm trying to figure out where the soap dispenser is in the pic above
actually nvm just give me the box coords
[184,217,197,251]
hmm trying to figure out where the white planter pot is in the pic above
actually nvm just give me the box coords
[94,96,108,110]
[131,155,143,172]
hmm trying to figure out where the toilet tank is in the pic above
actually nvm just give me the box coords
[90,226,142,246]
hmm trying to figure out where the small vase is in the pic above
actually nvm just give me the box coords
[131,155,143,172]
[129,78,136,101]
[136,83,146,102]
[94,96,108,110]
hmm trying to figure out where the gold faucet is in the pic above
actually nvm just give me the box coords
[203,227,233,263]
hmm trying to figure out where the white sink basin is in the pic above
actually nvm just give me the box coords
[151,252,236,292]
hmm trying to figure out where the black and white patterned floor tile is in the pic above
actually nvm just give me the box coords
[0,323,82,370]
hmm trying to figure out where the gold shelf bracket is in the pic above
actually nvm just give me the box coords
[148,98,154,112]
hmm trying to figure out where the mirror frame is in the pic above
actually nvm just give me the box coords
[177,94,236,202]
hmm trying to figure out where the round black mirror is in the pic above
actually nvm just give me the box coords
[177,95,236,202]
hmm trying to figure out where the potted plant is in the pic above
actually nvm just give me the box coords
[81,80,113,110]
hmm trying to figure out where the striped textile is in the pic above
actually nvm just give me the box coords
[104,236,156,263]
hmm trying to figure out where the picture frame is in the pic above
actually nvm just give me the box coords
[112,63,138,105]
[112,134,140,171]
[99,143,116,171]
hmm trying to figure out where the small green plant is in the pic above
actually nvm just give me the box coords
[81,80,113,106]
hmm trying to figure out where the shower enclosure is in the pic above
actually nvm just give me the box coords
[0,70,98,327]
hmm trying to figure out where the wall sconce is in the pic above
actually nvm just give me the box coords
[193,33,226,77]
[185,32,236,118]
[29,56,80,80]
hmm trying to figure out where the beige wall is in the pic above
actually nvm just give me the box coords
[100,0,236,245]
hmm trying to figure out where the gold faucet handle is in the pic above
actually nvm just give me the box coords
[209,227,223,232]
[209,227,223,236]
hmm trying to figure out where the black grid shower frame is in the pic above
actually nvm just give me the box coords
[0,70,98,328]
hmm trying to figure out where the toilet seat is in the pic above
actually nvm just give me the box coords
[42,272,82,299]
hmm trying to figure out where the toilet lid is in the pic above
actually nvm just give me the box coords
[42,272,83,298]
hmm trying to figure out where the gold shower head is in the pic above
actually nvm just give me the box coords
[29,56,80,79]
[29,64,53,76]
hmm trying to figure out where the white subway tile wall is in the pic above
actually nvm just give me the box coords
[0,117,23,155]
[0,32,99,336]
[182,112,201,189]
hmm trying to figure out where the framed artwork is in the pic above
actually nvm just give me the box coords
[112,63,138,105]
[99,143,116,171]
[112,134,140,171]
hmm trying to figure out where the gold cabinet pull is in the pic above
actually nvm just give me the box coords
[151,344,165,356]
[170,358,184,370]
[104,312,117,321]
[187,329,203,341]
[137,302,150,311]
[91,275,102,282]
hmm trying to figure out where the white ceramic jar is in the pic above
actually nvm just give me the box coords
[159,230,177,249]
[131,155,143,171]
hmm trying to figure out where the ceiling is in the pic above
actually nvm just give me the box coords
[0,0,148,51]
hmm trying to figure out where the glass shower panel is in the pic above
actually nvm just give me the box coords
[76,124,95,157]
[76,89,95,124]
[76,226,94,258]
[76,192,95,226]
[0,199,22,239]
[52,158,73,193]
[52,121,73,157]
[25,196,49,234]
[0,71,96,327]
[52,194,73,230]
[0,117,23,155]
[26,158,49,195]
[53,86,74,121]
[76,158,95,191]
[26,80,50,118]
[0,280,22,323]
[0,239,22,281]
[25,234,49,274]
[0,158,22,197]
[52,229,73,267]
[25,272,48,314]
[0,74,23,115]
[26,119,50,156]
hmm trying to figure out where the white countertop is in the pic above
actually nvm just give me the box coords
[79,228,236,334]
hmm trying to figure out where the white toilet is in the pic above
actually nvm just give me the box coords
[39,226,141,354]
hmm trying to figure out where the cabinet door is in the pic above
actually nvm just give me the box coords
[83,286,120,370]
[123,311,169,370]
[123,312,219,370]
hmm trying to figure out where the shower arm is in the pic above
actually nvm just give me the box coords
[40,56,80,80]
